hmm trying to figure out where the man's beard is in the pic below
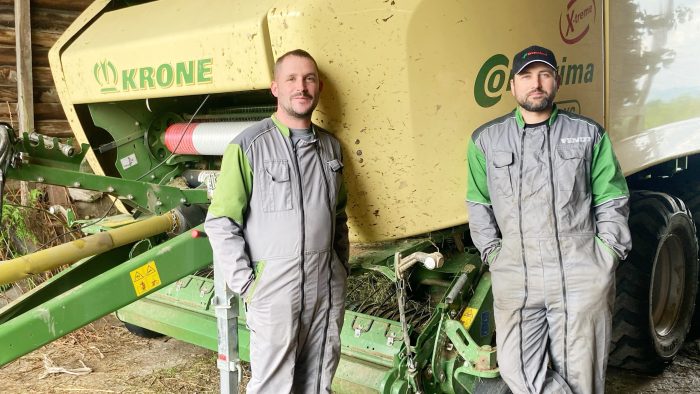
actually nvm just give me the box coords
[283,94,317,118]
[285,105,315,119]
[519,90,555,112]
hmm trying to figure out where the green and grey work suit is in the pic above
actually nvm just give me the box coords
[205,116,349,394]
[467,107,631,394]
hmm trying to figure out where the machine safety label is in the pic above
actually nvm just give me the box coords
[460,307,478,329]
[120,153,138,170]
[130,261,161,296]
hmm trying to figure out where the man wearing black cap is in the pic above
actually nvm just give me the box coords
[466,45,631,393]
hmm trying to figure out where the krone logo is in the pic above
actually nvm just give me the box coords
[94,60,118,93]
[560,0,596,45]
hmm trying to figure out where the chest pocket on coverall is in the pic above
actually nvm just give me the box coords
[263,160,292,212]
[491,151,514,198]
[556,146,589,192]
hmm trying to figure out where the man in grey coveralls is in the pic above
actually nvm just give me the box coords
[466,45,631,393]
[205,49,349,394]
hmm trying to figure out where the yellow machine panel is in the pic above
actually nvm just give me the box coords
[51,0,700,242]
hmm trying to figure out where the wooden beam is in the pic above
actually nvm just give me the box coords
[15,0,34,133]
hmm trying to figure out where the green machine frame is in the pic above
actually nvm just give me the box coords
[0,126,500,393]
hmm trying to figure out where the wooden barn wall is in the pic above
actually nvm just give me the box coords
[0,0,92,137]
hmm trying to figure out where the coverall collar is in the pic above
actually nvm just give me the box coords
[515,104,559,129]
[271,114,317,138]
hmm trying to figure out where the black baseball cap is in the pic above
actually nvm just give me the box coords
[510,45,558,79]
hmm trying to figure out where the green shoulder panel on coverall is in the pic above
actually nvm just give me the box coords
[208,143,253,224]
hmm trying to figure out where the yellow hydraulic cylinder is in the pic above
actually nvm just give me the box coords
[0,212,176,286]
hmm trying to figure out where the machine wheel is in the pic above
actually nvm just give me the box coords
[668,178,700,338]
[122,321,164,339]
[473,377,511,394]
[609,191,699,373]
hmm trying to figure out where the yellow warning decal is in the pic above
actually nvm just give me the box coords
[460,307,478,329]
[130,261,161,296]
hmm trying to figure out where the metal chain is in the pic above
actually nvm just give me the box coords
[396,272,416,371]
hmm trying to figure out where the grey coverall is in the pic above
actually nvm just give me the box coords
[205,116,349,394]
[467,107,631,394]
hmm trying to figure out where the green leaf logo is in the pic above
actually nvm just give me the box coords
[93,60,118,93]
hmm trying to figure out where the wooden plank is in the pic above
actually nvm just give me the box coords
[0,118,74,137]
[0,101,65,119]
[32,7,80,32]
[30,0,92,12]
[45,184,70,207]
[0,5,80,32]
[15,0,34,133]
[0,6,12,29]
[35,119,71,137]
[0,45,49,67]
[0,65,53,86]
[34,84,57,102]
[0,85,14,100]
[0,85,58,102]
[0,0,92,12]
[0,26,62,48]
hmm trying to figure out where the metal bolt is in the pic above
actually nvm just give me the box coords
[73,182,81,188]
[107,186,115,193]
[134,121,140,126]
[180,198,187,204]
[446,343,454,351]
[150,174,156,179]
[37,177,44,182]
[127,194,134,200]
[156,201,163,206]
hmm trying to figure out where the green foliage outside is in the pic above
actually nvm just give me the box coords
[0,189,42,292]
[645,95,700,130]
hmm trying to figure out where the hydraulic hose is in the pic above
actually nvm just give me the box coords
[0,212,176,286]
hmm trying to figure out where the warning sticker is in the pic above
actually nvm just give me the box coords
[460,307,478,329]
[130,261,161,296]
[120,153,138,170]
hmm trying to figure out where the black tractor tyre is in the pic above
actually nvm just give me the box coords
[609,191,699,373]
[667,178,700,338]
[122,321,164,339]
[473,377,511,394]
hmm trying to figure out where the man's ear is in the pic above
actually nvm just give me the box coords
[510,79,515,97]
[271,80,279,98]
[319,79,324,93]
[556,74,562,89]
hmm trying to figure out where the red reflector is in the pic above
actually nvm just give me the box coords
[191,229,206,238]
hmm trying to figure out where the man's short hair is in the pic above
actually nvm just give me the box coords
[274,49,319,78]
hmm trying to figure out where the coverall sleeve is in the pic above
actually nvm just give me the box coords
[466,138,502,264]
[204,143,255,295]
[591,131,632,260]
[334,176,350,273]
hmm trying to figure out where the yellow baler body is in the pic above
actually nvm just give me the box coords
[50,0,700,242]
